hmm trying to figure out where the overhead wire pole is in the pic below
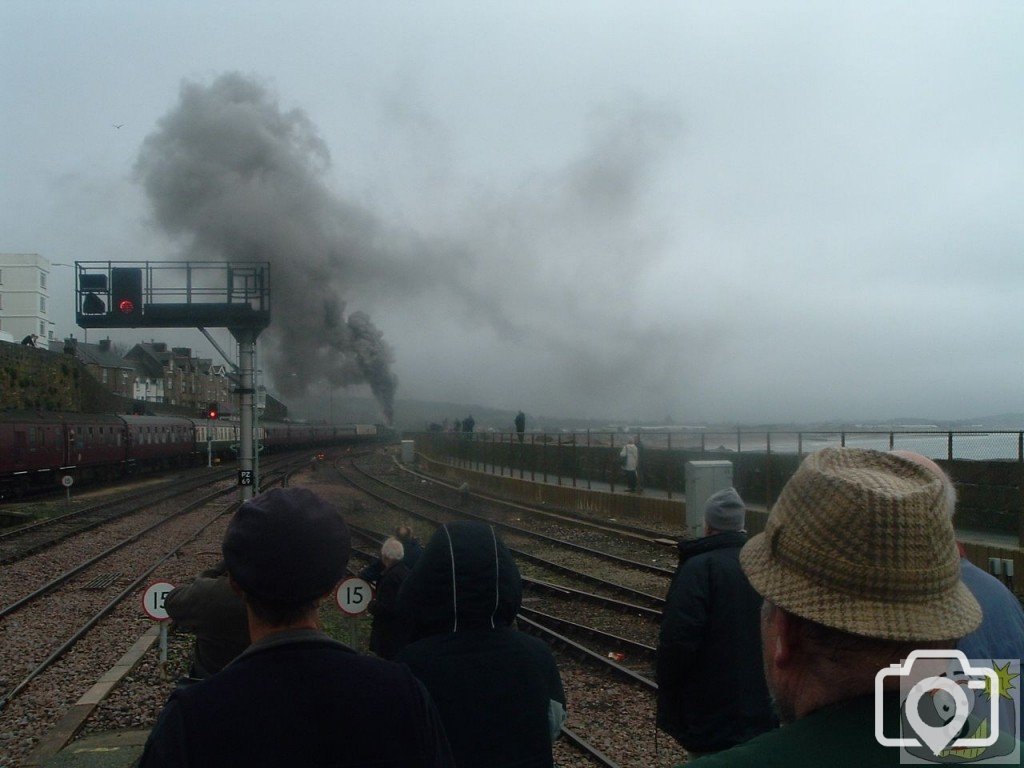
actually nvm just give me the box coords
[198,325,260,490]
[232,327,257,501]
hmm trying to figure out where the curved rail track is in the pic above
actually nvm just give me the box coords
[7,448,686,768]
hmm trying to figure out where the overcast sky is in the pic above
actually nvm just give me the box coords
[2,2,1022,425]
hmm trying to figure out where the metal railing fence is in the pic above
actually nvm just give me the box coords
[418,429,1024,544]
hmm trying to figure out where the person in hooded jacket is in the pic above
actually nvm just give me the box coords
[656,487,776,758]
[397,520,566,768]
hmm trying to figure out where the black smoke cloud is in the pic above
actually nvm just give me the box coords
[135,72,688,423]
[134,73,398,421]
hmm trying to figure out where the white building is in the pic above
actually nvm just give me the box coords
[0,253,52,344]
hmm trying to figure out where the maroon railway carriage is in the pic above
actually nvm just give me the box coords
[0,411,128,498]
[120,415,196,470]
[0,411,69,497]
[65,413,130,478]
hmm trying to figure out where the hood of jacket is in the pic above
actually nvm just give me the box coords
[675,529,748,565]
[399,520,522,640]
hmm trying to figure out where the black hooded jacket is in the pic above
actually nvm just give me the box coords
[657,531,777,753]
[397,521,565,768]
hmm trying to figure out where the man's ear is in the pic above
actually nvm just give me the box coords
[771,607,800,668]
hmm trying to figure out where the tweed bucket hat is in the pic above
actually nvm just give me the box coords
[740,447,981,642]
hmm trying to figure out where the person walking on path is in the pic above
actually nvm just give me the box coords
[619,438,639,492]
[515,411,526,442]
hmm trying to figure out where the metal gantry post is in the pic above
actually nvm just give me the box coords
[233,327,257,502]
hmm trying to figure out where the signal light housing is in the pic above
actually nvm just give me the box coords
[109,267,143,325]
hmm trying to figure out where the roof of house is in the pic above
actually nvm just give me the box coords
[53,337,133,370]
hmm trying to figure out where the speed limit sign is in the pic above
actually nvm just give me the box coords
[335,577,374,616]
[142,581,175,621]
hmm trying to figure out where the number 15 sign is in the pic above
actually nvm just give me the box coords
[335,577,374,616]
[142,581,175,621]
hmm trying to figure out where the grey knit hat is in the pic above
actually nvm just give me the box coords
[740,448,981,642]
[704,487,746,531]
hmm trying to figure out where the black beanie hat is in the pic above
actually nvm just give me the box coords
[222,487,351,603]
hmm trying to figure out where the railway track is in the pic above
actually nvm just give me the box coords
[0,455,311,765]
[339,461,670,607]
[341,458,685,767]
[0,467,240,565]
[7,448,688,768]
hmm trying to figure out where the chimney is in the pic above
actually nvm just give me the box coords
[99,338,112,353]
[63,336,78,356]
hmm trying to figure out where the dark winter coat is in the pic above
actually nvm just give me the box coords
[164,561,250,678]
[657,531,777,753]
[397,521,565,768]
[138,630,454,768]
[368,561,411,659]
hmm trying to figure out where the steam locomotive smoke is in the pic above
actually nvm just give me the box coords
[135,73,398,422]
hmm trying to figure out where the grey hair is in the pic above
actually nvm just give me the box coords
[381,537,405,562]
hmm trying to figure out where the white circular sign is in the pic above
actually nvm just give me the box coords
[335,577,374,616]
[61,475,74,487]
[142,581,175,621]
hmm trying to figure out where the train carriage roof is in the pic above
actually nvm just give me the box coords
[120,414,195,428]
[0,411,121,426]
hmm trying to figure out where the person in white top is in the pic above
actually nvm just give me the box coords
[619,438,639,492]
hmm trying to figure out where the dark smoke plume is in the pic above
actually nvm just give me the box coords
[136,72,686,422]
[135,72,398,421]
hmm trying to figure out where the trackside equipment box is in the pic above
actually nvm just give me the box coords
[685,460,734,538]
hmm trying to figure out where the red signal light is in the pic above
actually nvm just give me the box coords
[118,299,135,314]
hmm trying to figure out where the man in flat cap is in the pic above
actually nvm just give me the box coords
[140,487,453,767]
[657,488,776,757]
[685,448,1021,767]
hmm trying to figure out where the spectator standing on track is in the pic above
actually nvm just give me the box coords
[397,520,567,768]
[368,537,412,660]
[684,448,989,768]
[890,451,1024,661]
[619,437,639,492]
[164,558,249,680]
[657,488,776,758]
[359,524,423,585]
[139,487,453,768]
[515,411,526,442]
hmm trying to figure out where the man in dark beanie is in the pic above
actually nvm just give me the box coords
[657,487,776,758]
[139,487,453,768]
